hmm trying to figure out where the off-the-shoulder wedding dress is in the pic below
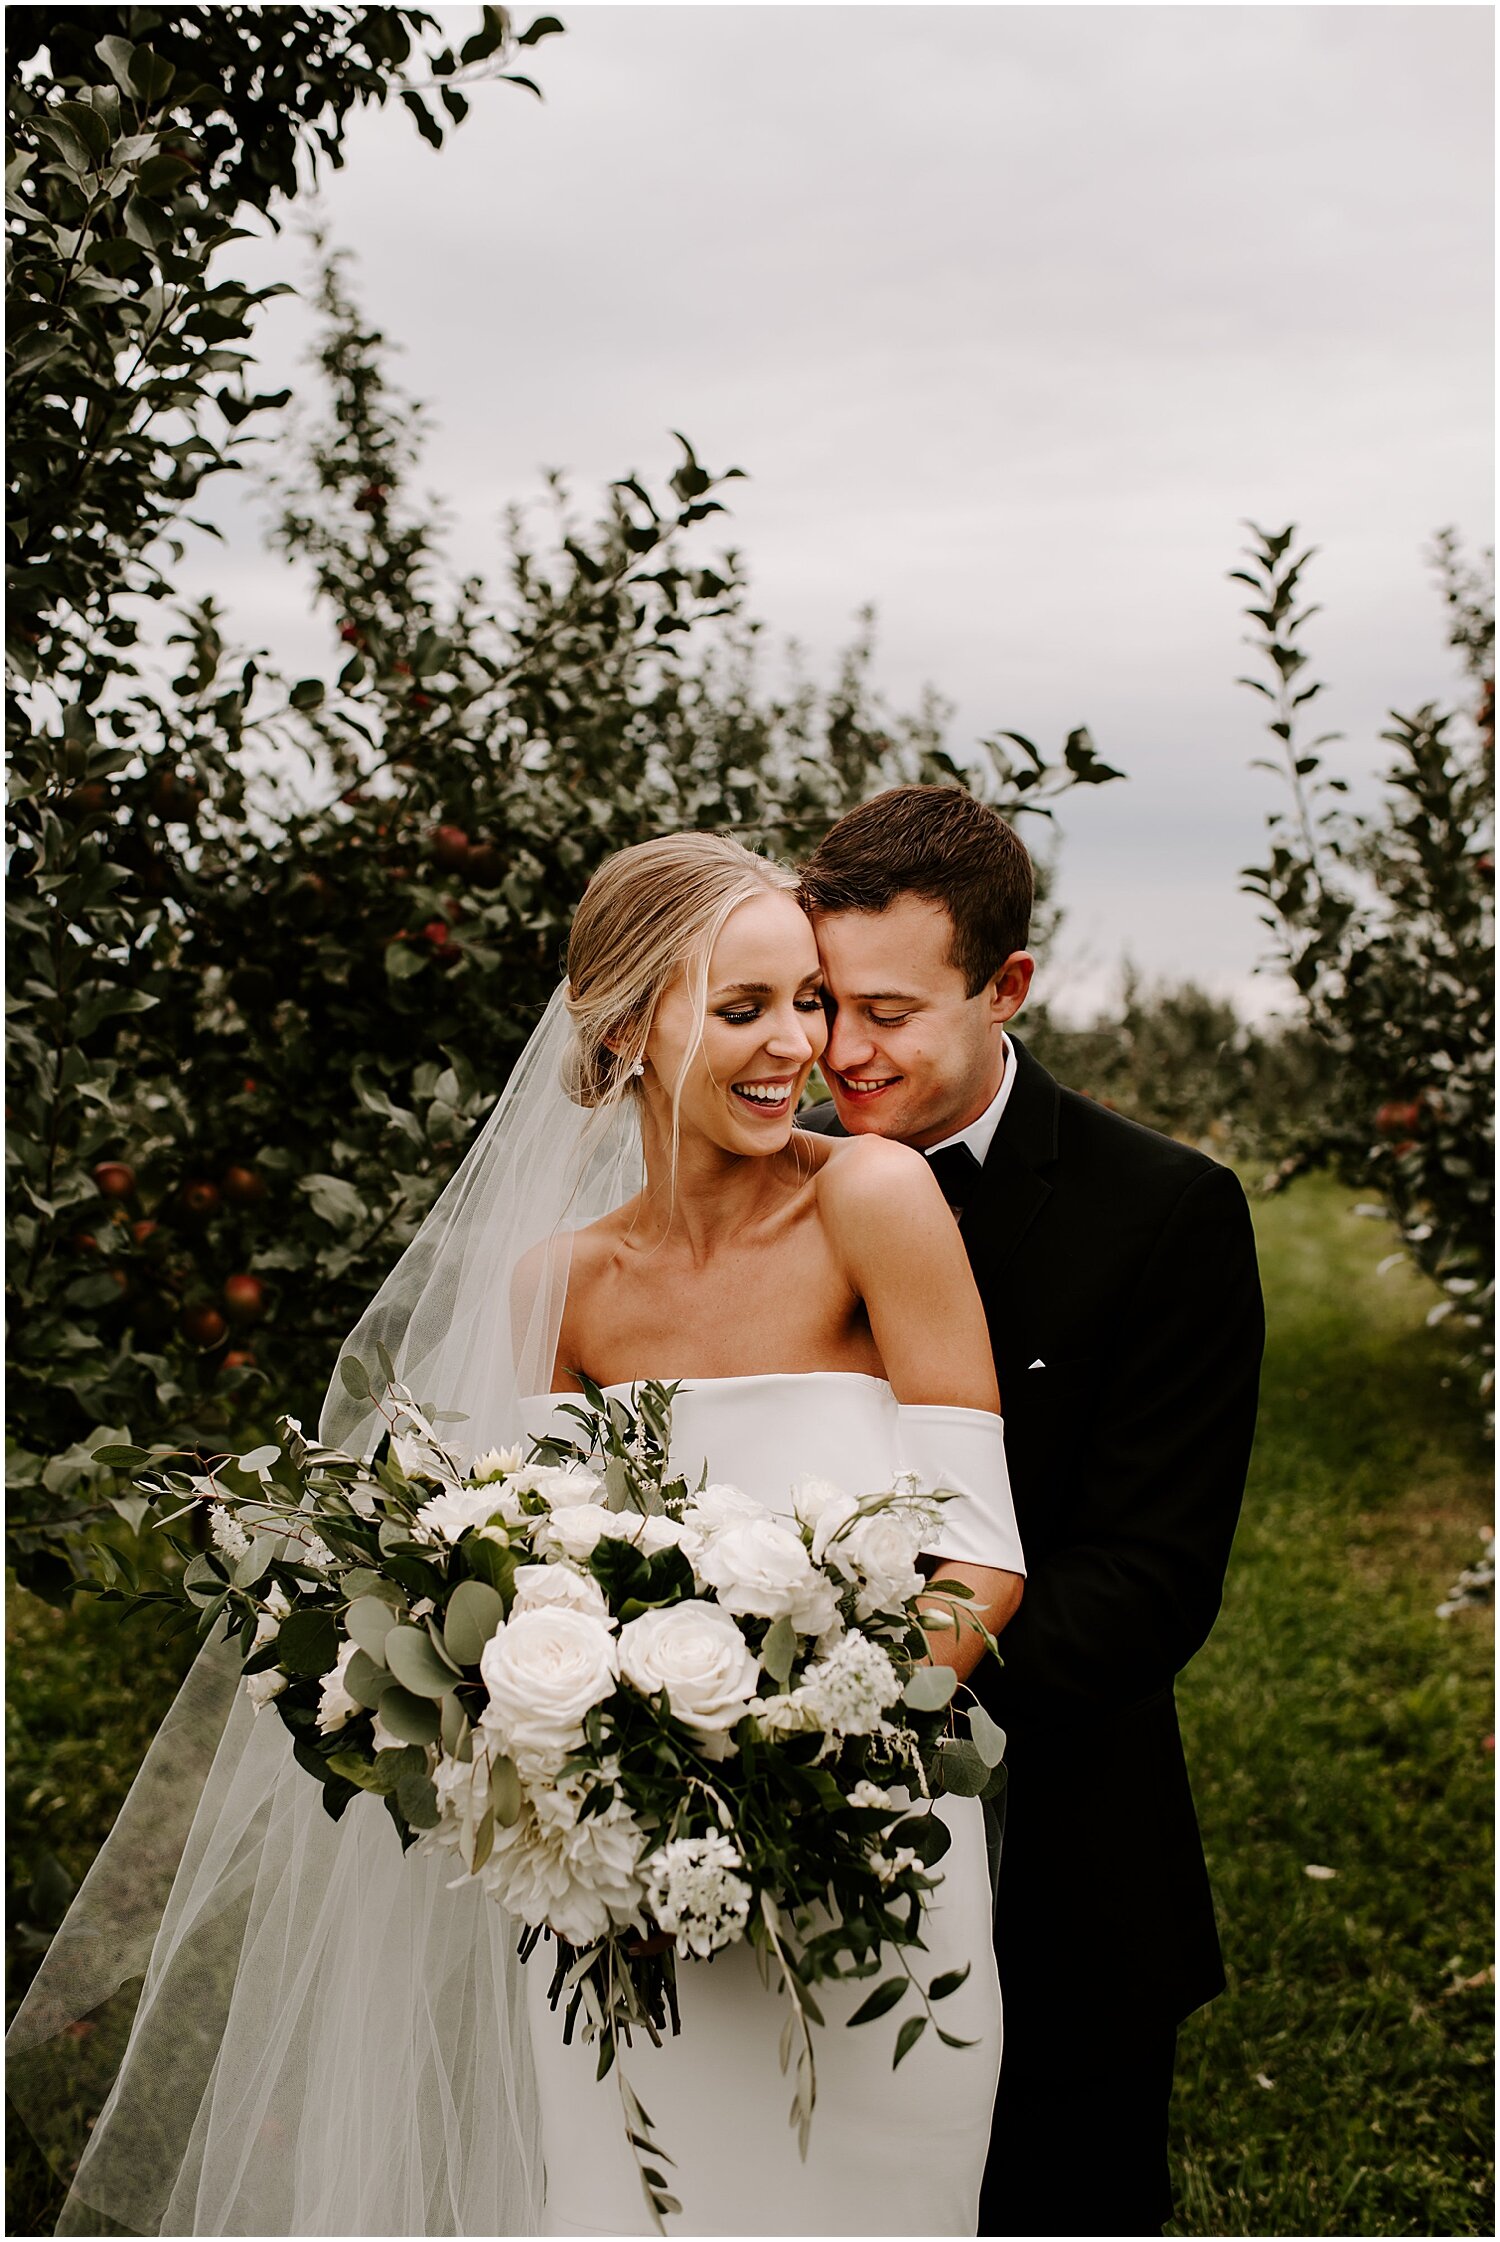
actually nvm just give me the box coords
[516,1370,1020,2239]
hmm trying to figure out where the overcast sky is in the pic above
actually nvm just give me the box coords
[180,2,1494,1024]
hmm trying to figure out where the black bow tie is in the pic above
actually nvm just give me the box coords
[925,1141,982,1213]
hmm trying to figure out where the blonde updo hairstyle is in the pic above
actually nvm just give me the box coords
[564,833,800,1139]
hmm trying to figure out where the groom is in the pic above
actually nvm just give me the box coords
[798,786,1263,2239]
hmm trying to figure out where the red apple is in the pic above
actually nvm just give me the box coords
[222,1273,266,1324]
[93,1161,136,1199]
[1375,1100,1422,1137]
[421,919,450,947]
[222,1349,258,1370]
[222,1165,266,1206]
[70,1232,100,1255]
[181,1304,228,1349]
[130,1219,158,1247]
[430,824,470,873]
[181,1179,221,1220]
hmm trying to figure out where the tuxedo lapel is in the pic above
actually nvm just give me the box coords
[961,1036,1060,1278]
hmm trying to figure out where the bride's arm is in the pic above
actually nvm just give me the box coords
[818,1138,1024,1682]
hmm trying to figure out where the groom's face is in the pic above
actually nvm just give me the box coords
[813,895,1030,1148]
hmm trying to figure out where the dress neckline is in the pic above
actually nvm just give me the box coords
[545,1370,895,1400]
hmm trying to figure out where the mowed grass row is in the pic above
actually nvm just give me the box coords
[6,1173,1494,2235]
[1170,1174,1493,2239]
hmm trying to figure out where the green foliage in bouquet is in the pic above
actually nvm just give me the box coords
[1236,525,1494,1406]
[89,1376,1006,2227]
[6,11,1122,1602]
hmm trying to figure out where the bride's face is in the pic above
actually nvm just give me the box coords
[643,890,827,1153]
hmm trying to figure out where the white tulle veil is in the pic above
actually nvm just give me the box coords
[7,985,644,2236]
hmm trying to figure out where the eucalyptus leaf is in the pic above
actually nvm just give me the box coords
[276,1608,339,1678]
[490,1754,522,1828]
[372,1684,440,1746]
[935,1738,990,1797]
[759,1614,796,1688]
[345,1647,394,1710]
[443,1577,504,1667]
[902,1665,957,1712]
[892,2013,927,2068]
[384,1624,460,1698]
[346,1593,401,1665]
[967,1702,1007,1768]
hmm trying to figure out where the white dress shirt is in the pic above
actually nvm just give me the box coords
[925,1031,1017,1167]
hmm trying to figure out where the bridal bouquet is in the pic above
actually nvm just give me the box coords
[95,1369,1006,2225]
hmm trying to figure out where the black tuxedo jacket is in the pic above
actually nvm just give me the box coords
[802,1035,1264,2082]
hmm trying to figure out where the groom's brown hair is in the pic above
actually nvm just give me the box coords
[798,785,1033,995]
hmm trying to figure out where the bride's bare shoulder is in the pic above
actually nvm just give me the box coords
[807,1131,939,1228]
[509,1203,638,1314]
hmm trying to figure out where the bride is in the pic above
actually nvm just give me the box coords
[10,833,1024,2238]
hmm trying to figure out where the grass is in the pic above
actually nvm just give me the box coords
[5,1173,1493,2236]
[1169,1175,1493,2238]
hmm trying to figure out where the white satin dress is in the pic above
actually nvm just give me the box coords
[517,1372,1026,2239]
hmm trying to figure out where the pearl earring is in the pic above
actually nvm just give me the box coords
[630,1059,645,1078]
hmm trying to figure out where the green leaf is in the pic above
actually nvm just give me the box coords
[95,35,139,96]
[890,1811,951,1867]
[471,1803,496,1872]
[928,1964,971,2002]
[231,1534,276,1589]
[345,1647,393,1709]
[289,677,326,711]
[893,2013,927,2068]
[935,1738,990,1796]
[490,1753,522,1827]
[237,1444,280,1473]
[383,1624,460,1698]
[325,1751,386,1793]
[51,101,112,165]
[336,1353,371,1399]
[967,1702,1007,1767]
[443,1577,505,1666]
[346,1593,401,1664]
[759,1613,795,1687]
[847,1977,907,2027]
[396,1765,441,1829]
[92,1443,149,1468]
[517,13,567,44]
[902,1665,957,1711]
[277,1608,339,1678]
[373,1684,441,1745]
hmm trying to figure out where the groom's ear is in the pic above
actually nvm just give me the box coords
[987,951,1035,1027]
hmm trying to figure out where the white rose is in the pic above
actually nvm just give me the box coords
[479,1606,619,1773]
[683,1482,767,1534]
[244,1668,288,1713]
[538,1503,687,1565]
[503,1462,602,1508]
[316,1639,360,1734]
[792,1475,862,1565]
[840,1511,925,1620]
[618,1602,760,1758]
[696,1515,839,1635]
[252,1580,291,1650]
[512,1561,616,1629]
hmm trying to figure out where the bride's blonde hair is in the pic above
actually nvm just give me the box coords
[564,832,799,1117]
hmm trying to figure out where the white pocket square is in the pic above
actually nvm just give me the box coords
[1028,1358,1046,1370]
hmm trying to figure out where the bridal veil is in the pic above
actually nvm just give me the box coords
[7,987,644,2235]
